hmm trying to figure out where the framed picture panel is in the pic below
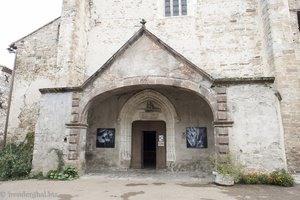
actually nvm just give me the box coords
[186,127,207,148]
[96,128,115,148]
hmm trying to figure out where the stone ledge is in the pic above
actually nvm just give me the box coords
[213,77,275,86]
[40,87,82,94]
[39,76,275,94]
[66,123,88,129]
[214,121,234,127]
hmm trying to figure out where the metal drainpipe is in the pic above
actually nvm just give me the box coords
[3,44,17,147]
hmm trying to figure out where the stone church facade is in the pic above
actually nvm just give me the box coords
[2,0,300,174]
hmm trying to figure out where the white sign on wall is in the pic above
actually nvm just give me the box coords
[158,134,165,146]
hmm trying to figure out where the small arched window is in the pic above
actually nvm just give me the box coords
[165,0,187,17]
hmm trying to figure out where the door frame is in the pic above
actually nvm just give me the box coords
[131,121,166,169]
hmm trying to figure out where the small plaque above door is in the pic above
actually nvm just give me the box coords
[158,141,165,147]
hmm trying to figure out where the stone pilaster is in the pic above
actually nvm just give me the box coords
[65,92,87,171]
[214,87,233,157]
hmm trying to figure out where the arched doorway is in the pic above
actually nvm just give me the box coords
[118,89,178,168]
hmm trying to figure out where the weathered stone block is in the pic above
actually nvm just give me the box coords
[71,113,79,122]
[216,128,228,136]
[71,107,78,114]
[217,111,227,120]
[72,100,79,107]
[70,129,80,136]
[218,103,227,111]
[217,145,229,154]
[217,137,229,145]
[68,144,77,151]
[73,92,80,100]
[217,95,227,103]
[215,87,226,94]
[68,152,78,160]
[69,136,78,144]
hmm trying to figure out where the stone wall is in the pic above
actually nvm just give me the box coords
[32,92,72,174]
[266,0,300,172]
[7,19,62,141]
[227,84,286,172]
[85,0,266,78]
[285,1,300,172]
[0,65,12,147]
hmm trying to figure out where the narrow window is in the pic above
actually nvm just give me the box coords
[181,0,187,15]
[173,0,179,16]
[165,0,187,17]
[298,11,300,31]
[165,0,171,16]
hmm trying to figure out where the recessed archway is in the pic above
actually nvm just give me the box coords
[78,77,218,125]
[83,85,217,172]
[118,89,178,168]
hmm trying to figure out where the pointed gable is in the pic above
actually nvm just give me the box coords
[82,26,213,88]
[40,26,215,94]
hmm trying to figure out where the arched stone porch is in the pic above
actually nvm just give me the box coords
[32,77,235,174]
[62,79,233,172]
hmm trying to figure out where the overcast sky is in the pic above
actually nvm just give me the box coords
[0,0,62,69]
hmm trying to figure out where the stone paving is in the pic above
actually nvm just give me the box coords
[85,168,215,183]
[0,171,300,200]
